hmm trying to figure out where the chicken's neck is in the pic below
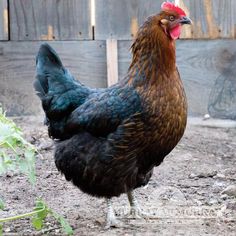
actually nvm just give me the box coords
[127,23,176,87]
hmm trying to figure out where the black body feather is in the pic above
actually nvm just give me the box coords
[34,44,154,197]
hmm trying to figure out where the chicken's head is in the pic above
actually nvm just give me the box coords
[159,1,191,40]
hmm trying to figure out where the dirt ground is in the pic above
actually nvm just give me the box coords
[0,116,236,236]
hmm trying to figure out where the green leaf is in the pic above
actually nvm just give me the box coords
[0,224,3,236]
[51,211,73,235]
[34,199,47,211]
[34,200,48,218]
[24,149,35,162]
[31,199,48,231]
[0,107,37,184]
[18,159,29,173]
[0,198,4,210]
[32,217,43,230]
[3,156,13,165]
[0,154,7,174]
[28,170,36,185]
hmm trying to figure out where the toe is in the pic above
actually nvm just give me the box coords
[105,219,123,229]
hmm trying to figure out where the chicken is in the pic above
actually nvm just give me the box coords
[34,2,191,228]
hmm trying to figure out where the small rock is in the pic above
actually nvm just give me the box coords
[189,173,198,179]
[5,228,11,232]
[95,218,103,225]
[213,181,225,187]
[6,173,14,178]
[28,136,37,144]
[189,170,217,179]
[226,202,236,211]
[221,185,236,197]
[38,140,53,151]
[198,170,218,178]
[45,173,52,178]
[214,173,226,179]
[205,221,210,226]
[207,198,218,205]
[220,194,229,200]
[203,114,211,120]
[12,195,19,200]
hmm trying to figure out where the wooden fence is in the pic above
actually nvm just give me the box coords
[0,0,236,119]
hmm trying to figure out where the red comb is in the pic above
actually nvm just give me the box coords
[161,1,186,16]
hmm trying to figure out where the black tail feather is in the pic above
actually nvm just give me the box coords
[36,43,63,69]
[33,43,91,139]
[33,75,48,99]
[34,43,64,98]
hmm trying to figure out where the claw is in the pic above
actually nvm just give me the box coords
[105,198,123,229]
[126,191,151,219]
[105,217,123,229]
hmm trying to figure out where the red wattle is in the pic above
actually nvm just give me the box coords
[170,25,181,40]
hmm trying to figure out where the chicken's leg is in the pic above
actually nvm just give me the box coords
[127,191,150,219]
[105,198,122,229]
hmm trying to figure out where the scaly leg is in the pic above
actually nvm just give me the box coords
[127,191,150,219]
[105,198,122,229]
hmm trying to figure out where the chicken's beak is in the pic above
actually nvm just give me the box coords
[179,16,192,25]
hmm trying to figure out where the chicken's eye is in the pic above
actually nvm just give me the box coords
[169,15,175,21]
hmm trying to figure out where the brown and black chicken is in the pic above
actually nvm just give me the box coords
[34,2,191,228]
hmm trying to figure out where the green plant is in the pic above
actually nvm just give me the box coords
[0,107,36,184]
[0,198,4,210]
[32,200,73,234]
[0,199,73,235]
[0,108,73,235]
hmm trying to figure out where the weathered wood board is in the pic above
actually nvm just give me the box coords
[179,0,236,39]
[95,0,236,40]
[0,0,8,40]
[118,40,236,117]
[95,0,164,40]
[1,39,236,117]
[0,41,107,115]
[9,0,92,40]
[177,40,236,118]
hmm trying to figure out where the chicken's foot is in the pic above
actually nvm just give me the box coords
[126,191,151,219]
[105,198,122,229]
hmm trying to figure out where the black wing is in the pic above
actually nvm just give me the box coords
[65,86,143,137]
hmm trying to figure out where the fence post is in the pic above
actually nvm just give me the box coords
[106,39,118,87]
[0,0,8,40]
